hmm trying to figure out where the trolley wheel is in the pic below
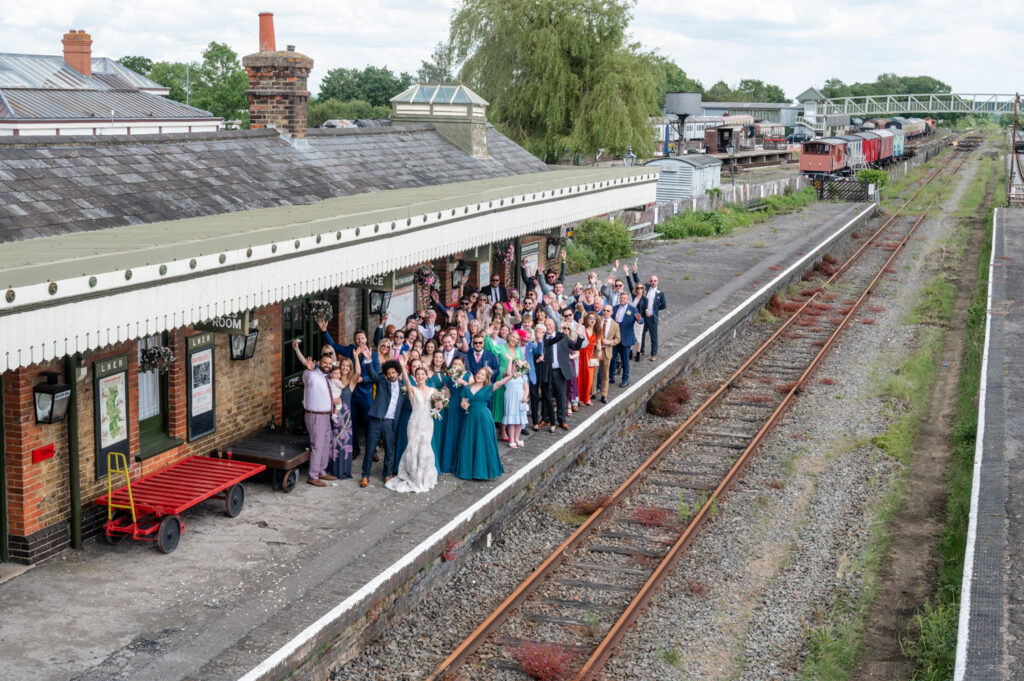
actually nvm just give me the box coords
[104,513,129,545]
[281,469,298,494]
[225,483,245,517]
[157,515,182,554]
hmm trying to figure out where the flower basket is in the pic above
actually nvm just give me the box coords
[306,300,334,325]
[415,266,441,291]
[140,346,175,374]
[497,241,516,265]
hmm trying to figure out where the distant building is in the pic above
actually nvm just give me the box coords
[0,29,221,136]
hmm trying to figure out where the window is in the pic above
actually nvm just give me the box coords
[136,333,179,459]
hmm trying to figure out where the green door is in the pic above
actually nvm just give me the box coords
[281,296,324,432]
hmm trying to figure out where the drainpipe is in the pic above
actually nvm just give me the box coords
[1,375,8,562]
[65,355,82,550]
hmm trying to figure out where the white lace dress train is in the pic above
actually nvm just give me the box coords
[386,387,439,493]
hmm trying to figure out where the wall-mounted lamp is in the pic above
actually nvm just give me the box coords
[230,330,260,361]
[34,371,72,424]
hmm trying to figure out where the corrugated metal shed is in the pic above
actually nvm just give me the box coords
[0,52,212,121]
[0,88,213,120]
[644,156,722,202]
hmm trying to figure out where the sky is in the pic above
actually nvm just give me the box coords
[3,1,1022,100]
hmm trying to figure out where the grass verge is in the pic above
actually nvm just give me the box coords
[655,187,817,240]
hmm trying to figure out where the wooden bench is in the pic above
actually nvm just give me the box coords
[628,221,661,242]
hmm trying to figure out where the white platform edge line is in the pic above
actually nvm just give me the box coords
[953,207,999,680]
[236,202,876,681]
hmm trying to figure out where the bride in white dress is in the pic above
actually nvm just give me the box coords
[386,363,439,494]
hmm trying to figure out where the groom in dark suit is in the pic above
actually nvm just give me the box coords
[611,291,641,388]
[359,356,408,487]
[440,333,467,369]
[535,317,585,432]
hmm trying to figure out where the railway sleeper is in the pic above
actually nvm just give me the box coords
[555,578,642,593]
[599,530,676,544]
[539,597,623,614]
[588,544,667,558]
[521,612,596,627]
[648,477,718,491]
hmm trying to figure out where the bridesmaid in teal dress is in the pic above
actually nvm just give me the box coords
[440,358,470,474]
[425,351,448,473]
[454,365,517,481]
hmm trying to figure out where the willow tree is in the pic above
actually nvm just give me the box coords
[449,0,658,163]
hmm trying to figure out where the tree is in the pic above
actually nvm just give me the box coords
[148,61,191,103]
[117,56,154,76]
[307,99,392,127]
[317,66,414,107]
[705,80,733,101]
[190,42,249,126]
[649,55,702,107]
[417,42,455,83]
[820,73,951,98]
[449,0,658,162]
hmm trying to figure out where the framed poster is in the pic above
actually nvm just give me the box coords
[186,333,216,441]
[94,354,130,478]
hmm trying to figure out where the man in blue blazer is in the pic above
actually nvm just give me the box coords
[611,292,641,387]
[466,334,500,382]
[359,353,408,487]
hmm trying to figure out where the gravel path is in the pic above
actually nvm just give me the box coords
[331,152,975,681]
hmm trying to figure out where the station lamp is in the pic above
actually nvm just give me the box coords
[623,145,636,167]
[230,330,260,361]
[34,370,72,424]
[369,290,392,315]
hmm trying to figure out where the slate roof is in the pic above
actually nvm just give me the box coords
[0,123,548,243]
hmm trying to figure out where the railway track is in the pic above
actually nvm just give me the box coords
[426,142,975,681]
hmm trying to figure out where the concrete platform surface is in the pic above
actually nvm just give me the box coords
[0,201,872,681]
[956,207,1024,681]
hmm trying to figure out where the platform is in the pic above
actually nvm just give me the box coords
[955,207,1024,681]
[0,202,876,681]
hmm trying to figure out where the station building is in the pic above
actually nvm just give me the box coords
[0,17,658,564]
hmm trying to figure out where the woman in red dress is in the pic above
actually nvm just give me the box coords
[578,312,600,406]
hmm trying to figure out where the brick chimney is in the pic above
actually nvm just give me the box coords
[242,13,313,142]
[62,29,92,76]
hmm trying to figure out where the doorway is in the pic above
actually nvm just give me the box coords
[281,296,326,432]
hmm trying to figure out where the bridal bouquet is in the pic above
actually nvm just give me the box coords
[429,391,449,419]
[447,366,468,386]
[512,358,530,375]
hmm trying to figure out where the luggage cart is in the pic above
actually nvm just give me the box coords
[95,453,266,553]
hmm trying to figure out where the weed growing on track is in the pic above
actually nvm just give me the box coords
[509,641,579,681]
[660,647,682,667]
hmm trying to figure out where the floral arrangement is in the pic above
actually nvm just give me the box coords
[306,299,334,325]
[414,266,441,291]
[512,358,530,375]
[140,346,175,374]
[447,366,468,386]
[429,390,450,419]
[497,241,516,265]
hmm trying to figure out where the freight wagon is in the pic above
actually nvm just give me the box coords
[799,138,847,176]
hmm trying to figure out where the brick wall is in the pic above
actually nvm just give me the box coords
[3,302,284,564]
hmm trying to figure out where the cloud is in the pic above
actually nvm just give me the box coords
[3,0,1021,98]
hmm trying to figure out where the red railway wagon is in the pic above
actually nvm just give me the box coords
[800,138,846,175]
[853,132,880,165]
[875,129,895,164]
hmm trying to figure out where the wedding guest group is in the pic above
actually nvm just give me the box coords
[293,256,667,493]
